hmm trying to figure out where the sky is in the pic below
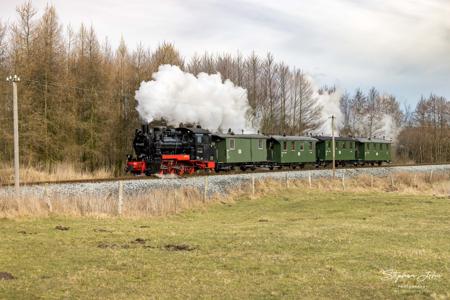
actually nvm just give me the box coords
[0,0,449,106]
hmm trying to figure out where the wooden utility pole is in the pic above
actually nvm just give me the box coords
[331,115,336,179]
[6,75,20,193]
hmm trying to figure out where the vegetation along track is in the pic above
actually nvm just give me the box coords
[1,162,449,188]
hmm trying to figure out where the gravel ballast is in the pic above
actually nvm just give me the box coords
[1,164,450,199]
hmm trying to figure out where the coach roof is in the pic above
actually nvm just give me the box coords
[213,133,268,139]
[270,135,318,142]
[355,138,392,144]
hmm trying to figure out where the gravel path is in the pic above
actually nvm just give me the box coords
[1,164,450,199]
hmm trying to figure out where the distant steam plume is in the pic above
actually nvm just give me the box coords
[135,65,251,132]
[306,76,343,135]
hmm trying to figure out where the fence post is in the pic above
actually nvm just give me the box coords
[203,176,208,202]
[429,170,433,183]
[371,175,374,188]
[174,190,178,214]
[308,172,312,188]
[342,174,345,190]
[118,181,123,216]
[413,174,417,187]
[251,174,255,198]
[390,175,394,188]
[44,183,52,213]
[285,173,289,188]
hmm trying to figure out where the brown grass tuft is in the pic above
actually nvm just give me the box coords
[0,162,112,185]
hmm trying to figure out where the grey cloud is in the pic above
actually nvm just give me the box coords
[0,0,448,103]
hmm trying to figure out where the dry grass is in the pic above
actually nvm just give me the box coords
[1,171,449,218]
[0,187,244,218]
[0,162,112,185]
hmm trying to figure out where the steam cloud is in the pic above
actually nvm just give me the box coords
[306,75,343,135]
[135,65,251,132]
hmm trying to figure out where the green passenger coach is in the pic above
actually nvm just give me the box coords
[355,138,391,165]
[212,134,268,170]
[268,136,317,168]
[315,136,357,166]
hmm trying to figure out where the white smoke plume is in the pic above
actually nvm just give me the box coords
[306,75,343,135]
[379,114,400,141]
[135,65,252,133]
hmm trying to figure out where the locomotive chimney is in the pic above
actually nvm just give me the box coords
[142,124,149,134]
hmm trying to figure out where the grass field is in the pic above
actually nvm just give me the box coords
[0,189,449,299]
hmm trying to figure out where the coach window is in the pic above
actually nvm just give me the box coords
[258,139,263,149]
[309,142,313,151]
[230,139,235,150]
[291,141,295,151]
[283,141,287,151]
[300,143,304,151]
[343,142,346,149]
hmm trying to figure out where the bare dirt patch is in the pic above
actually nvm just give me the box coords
[0,272,16,280]
[131,238,147,244]
[55,225,70,231]
[93,228,113,233]
[164,244,196,251]
[17,230,37,235]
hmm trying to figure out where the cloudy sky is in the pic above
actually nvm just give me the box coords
[1,0,449,105]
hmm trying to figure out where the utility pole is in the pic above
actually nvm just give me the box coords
[6,75,20,193]
[331,115,336,179]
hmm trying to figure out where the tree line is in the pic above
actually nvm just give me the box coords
[0,2,448,173]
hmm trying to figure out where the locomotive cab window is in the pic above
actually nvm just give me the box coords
[229,139,235,150]
[196,134,202,144]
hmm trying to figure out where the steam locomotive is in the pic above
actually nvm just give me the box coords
[126,124,216,176]
[126,124,392,176]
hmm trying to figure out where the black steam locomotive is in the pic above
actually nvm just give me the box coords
[126,124,216,176]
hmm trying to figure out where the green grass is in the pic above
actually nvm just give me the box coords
[0,189,449,299]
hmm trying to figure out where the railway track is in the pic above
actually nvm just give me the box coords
[1,162,449,188]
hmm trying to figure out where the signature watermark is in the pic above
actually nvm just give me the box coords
[380,269,442,290]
